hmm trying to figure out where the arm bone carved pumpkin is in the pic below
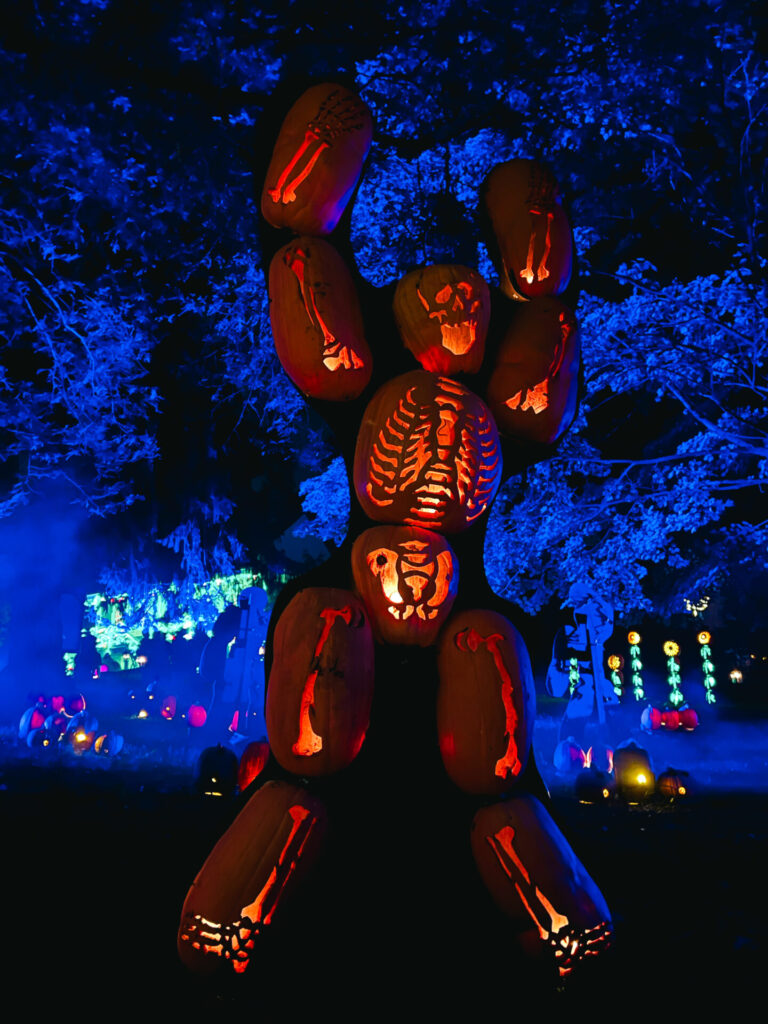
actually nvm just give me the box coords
[180,81,612,986]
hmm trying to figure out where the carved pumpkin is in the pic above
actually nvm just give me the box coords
[238,740,270,792]
[483,158,573,301]
[266,588,374,777]
[93,732,124,757]
[679,707,699,731]
[553,737,586,774]
[354,371,502,534]
[269,237,372,400]
[661,709,680,730]
[393,264,489,375]
[486,298,580,445]
[437,609,535,794]
[261,83,373,236]
[178,780,326,975]
[641,705,662,731]
[161,696,177,720]
[351,525,458,646]
[195,744,239,798]
[19,705,46,740]
[613,740,655,801]
[658,768,690,798]
[575,766,615,803]
[471,796,613,977]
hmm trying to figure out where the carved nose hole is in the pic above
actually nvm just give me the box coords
[376,554,388,566]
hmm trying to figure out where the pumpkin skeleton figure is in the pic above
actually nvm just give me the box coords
[179,82,612,991]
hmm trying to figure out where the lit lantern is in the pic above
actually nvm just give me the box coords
[482,159,573,301]
[640,705,662,731]
[161,696,177,720]
[195,745,239,798]
[178,780,327,975]
[266,588,374,777]
[658,768,690,799]
[607,654,624,698]
[696,630,717,704]
[237,740,270,793]
[627,631,645,701]
[575,766,615,804]
[729,669,743,685]
[663,640,684,707]
[354,371,502,534]
[486,298,580,445]
[471,796,613,977]
[436,609,536,795]
[269,237,372,401]
[553,737,587,774]
[393,264,490,375]
[351,525,459,646]
[613,741,655,802]
[261,83,373,236]
[188,704,208,729]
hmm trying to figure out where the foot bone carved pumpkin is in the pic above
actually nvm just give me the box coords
[178,82,612,983]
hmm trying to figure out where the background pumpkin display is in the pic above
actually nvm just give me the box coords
[393,264,489,375]
[261,83,373,236]
[269,236,372,400]
[351,525,458,646]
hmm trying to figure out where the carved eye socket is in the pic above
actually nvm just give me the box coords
[376,554,388,567]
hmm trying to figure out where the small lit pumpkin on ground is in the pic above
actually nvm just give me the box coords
[393,264,490,375]
[351,525,458,646]
[178,780,327,975]
[195,745,239,798]
[613,740,655,801]
[658,768,691,799]
[436,609,536,795]
[266,588,374,777]
[471,796,613,977]
[575,766,615,803]
[661,709,680,730]
[679,707,700,731]
[269,237,372,400]
[486,298,580,445]
[261,83,373,236]
[482,158,573,301]
[237,740,270,793]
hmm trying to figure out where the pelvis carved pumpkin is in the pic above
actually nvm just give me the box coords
[265,588,374,776]
[393,265,490,375]
[483,159,573,301]
[486,298,580,444]
[269,237,373,400]
[178,780,326,975]
[437,609,536,794]
[471,796,613,976]
[261,83,373,236]
[354,371,502,534]
[351,525,458,646]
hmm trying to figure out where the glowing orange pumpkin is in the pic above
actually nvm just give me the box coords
[237,740,270,792]
[393,265,489,375]
[351,525,458,646]
[483,159,573,301]
[178,780,326,975]
[437,609,536,794]
[261,83,373,236]
[486,298,580,445]
[269,237,372,400]
[265,588,374,777]
[354,371,502,534]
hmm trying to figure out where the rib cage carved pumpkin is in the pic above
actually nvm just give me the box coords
[354,371,502,534]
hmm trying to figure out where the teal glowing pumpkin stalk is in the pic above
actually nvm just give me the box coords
[627,631,644,701]
[697,630,717,704]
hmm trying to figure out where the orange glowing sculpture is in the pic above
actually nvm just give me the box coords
[483,159,573,301]
[351,525,459,646]
[178,781,326,975]
[354,372,502,534]
[265,588,374,776]
[269,237,372,400]
[436,609,536,795]
[261,84,373,236]
[393,264,490,374]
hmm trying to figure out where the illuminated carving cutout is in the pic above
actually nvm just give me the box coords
[486,825,612,976]
[364,376,501,531]
[520,209,554,284]
[268,90,367,205]
[285,246,364,372]
[505,310,572,415]
[366,542,454,623]
[293,606,354,757]
[518,166,562,286]
[416,280,481,355]
[455,627,521,779]
[179,804,319,973]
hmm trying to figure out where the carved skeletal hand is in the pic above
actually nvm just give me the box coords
[177,81,612,984]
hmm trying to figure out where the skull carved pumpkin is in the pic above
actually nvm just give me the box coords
[483,159,573,301]
[269,237,373,401]
[486,298,580,445]
[351,525,459,646]
[393,265,490,374]
[261,83,373,236]
[354,371,502,534]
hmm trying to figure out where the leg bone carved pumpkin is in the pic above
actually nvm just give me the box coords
[178,81,611,984]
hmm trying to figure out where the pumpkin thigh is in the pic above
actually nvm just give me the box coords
[471,796,613,977]
[178,780,327,975]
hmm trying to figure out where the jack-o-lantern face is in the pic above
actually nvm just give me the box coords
[354,372,502,534]
[487,298,579,445]
[483,159,573,301]
[351,526,458,646]
[393,265,489,374]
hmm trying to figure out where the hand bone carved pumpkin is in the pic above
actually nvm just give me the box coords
[354,371,502,534]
